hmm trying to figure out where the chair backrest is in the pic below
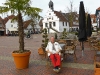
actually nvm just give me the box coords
[58,39,66,44]
[66,40,74,46]
[66,33,77,39]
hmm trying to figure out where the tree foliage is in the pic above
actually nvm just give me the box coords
[42,28,49,51]
[0,0,42,52]
[65,0,78,27]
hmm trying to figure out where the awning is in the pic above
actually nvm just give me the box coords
[8,28,18,31]
[0,29,4,31]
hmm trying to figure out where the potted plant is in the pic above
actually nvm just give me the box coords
[38,28,49,56]
[0,0,42,69]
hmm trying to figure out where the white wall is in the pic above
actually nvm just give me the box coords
[24,24,33,34]
[43,9,69,33]
[24,24,41,34]
[59,21,69,32]
[92,23,97,27]
[5,19,18,34]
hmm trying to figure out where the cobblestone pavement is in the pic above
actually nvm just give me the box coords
[0,34,96,75]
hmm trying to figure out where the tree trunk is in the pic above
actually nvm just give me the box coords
[18,13,24,52]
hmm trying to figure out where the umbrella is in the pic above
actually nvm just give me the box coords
[78,1,87,56]
[87,14,92,37]
[99,18,100,29]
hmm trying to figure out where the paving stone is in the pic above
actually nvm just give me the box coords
[0,34,96,75]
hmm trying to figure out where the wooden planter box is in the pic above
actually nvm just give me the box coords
[94,62,100,75]
[38,47,45,55]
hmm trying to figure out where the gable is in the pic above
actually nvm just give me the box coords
[3,15,15,25]
[23,20,32,29]
[97,7,100,10]
[39,19,43,25]
[54,11,67,22]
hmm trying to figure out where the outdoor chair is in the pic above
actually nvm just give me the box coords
[57,39,66,44]
[46,56,52,69]
[46,46,65,68]
[63,39,77,62]
[46,40,65,68]
[46,54,63,69]
[88,37,98,50]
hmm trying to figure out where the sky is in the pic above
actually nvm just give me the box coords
[0,0,100,18]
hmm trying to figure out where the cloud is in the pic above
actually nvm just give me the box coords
[0,0,100,17]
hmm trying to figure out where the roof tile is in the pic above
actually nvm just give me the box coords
[54,11,67,22]
[23,20,32,29]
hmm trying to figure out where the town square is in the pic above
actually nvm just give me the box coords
[0,34,95,75]
[0,0,100,75]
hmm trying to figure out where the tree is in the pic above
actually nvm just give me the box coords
[65,0,78,28]
[25,14,41,33]
[0,0,42,52]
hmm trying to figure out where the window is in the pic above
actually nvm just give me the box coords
[11,25,13,27]
[63,22,64,26]
[66,22,67,26]
[49,17,51,19]
[45,23,48,27]
[52,17,53,20]
[53,22,56,27]
[49,22,52,28]
[49,13,51,15]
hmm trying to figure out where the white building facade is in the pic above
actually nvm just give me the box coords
[5,19,18,35]
[24,20,41,34]
[42,0,69,33]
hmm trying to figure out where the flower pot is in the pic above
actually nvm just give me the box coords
[94,62,100,75]
[12,51,31,69]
